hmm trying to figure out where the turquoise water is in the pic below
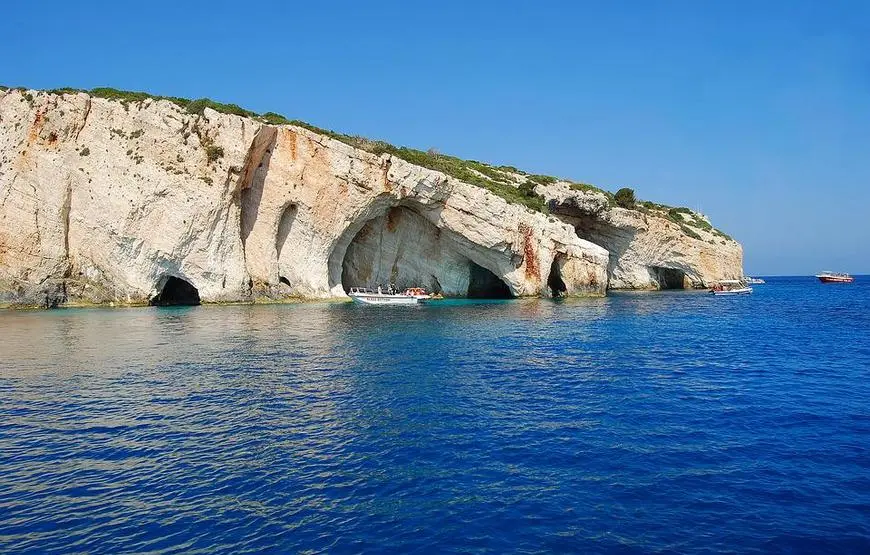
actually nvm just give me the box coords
[1,277,869,553]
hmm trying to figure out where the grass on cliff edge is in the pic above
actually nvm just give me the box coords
[4,85,728,233]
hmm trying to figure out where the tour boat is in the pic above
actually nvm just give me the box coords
[743,276,765,285]
[348,286,432,305]
[815,272,854,283]
[710,280,753,295]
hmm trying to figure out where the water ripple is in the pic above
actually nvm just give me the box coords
[1,278,869,553]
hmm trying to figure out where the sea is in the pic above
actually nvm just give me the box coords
[1,276,869,554]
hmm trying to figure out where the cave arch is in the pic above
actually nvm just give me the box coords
[335,203,514,298]
[650,266,686,290]
[467,262,513,298]
[150,276,201,306]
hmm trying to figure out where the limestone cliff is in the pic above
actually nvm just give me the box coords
[539,183,743,289]
[0,88,740,307]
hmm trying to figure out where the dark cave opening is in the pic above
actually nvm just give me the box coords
[651,266,686,290]
[279,276,291,287]
[467,262,513,299]
[150,277,201,306]
[547,258,567,297]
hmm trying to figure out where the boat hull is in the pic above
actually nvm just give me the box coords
[711,287,753,295]
[816,276,854,283]
[350,294,419,305]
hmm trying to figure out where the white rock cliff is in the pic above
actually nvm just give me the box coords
[0,89,741,307]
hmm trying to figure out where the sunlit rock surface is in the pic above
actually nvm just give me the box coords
[1,89,618,306]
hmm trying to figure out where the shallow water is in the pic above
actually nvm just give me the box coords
[1,277,869,553]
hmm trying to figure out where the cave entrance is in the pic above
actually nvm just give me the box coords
[467,262,513,299]
[150,277,201,306]
[338,205,515,298]
[547,258,567,297]
[651,266,686,290]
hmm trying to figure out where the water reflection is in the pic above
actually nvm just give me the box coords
[2,281,869,553]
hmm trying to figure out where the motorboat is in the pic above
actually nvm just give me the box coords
[743,276,765,285]
[815,271,854,283]
[348,286,432,305]
[710,280,752,295]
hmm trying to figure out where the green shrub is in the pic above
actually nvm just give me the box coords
[569,181,612,197]
[49,87,84,95]
[205,145,224,163]
[688,218,712,232]
[185,97,256,118]
[527,174,557,186]
[185,98,208,115]
[680,225,702,240]
[614,187,636,208]
[260,112,292,125]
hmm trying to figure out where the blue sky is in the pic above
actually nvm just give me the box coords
[3,1,868,274]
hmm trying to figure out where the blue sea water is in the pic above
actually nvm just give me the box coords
[1,276,869,554]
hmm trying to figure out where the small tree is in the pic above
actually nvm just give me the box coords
[615,187,636,209]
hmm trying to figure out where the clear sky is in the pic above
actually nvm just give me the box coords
[3,1,868,275]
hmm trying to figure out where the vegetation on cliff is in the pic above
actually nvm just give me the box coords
[3,85,731,238]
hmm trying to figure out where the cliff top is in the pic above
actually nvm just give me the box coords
[1,85,731,241]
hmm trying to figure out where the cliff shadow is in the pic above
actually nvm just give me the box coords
[547,256,567,297]
[467,262,513,299]
[275,203,298,285]
[650,266,686,290]
[150,276,201,306]
[239,135,276,246]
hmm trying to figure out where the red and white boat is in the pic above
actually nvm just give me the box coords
[815,271,854,283]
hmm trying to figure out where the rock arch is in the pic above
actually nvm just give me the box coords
[467,262,513,298]
[649,266,687,289]
[333,201,514,297]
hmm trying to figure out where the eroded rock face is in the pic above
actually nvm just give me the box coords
[0,89,610,306]
[541,183,743,289]
[342,207,480,296]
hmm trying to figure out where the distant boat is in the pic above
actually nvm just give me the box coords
[710,279,752,295]
[815,272,854,283]
[348,286,432,305]
[743,276,765,285]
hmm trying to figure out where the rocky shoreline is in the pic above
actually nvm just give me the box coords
[0,88,742,308]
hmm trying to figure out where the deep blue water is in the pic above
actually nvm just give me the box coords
[1,276,869,553]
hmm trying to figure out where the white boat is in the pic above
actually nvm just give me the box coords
[710,280,753,295]
[347,286,431,305]
[743,276,765,284]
